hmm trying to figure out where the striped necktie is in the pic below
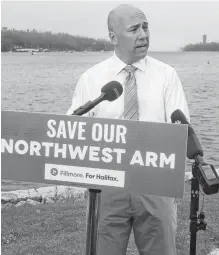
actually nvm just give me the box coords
[123,65,139,120]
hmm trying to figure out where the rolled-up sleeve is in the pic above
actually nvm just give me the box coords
[165,69,190,123]
[66,74,94,117]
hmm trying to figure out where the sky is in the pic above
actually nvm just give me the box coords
[1,1,219,51]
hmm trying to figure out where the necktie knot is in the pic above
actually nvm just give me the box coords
[123,65,137,75]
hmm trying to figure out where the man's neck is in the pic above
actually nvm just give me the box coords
[114,50,134,65]
[114,50,146,65]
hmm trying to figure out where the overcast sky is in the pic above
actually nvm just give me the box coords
[1,1,219,51]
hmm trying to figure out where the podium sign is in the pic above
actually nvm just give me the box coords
[1,111,188,198]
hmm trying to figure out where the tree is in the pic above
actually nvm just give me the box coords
[1,28,113,52]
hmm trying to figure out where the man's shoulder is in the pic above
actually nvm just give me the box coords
[146,55,175,73]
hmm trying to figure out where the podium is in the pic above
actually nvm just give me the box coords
[1,111,188,254]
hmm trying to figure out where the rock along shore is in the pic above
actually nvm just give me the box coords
[1,185,87,207]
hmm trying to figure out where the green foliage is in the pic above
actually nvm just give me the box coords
[182,42,219,52]
[1,28,114,52]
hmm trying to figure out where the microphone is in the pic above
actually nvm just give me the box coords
[72,81,123,116]
[171,109,203,159]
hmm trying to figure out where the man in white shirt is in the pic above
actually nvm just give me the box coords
[67,4,190,255]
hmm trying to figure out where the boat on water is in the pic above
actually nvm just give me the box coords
[31,51,37,55]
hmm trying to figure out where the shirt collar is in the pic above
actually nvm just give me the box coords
[112,51,147,75]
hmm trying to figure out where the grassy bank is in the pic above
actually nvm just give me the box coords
[1,183,219,255]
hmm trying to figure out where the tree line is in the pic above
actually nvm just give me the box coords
[182,42,219,52]
[1,28,114,52]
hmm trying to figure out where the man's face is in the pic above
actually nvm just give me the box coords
[114,10,150,63]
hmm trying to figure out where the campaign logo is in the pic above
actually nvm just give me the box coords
[50,168,58,176]
[45,163,125,188]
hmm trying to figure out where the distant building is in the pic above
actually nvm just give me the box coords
[203,34,207,44]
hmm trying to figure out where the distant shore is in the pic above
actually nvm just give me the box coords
[181,42,219,52]
[1,28,114,52]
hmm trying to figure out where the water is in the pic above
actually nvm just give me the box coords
[1,51,219,169]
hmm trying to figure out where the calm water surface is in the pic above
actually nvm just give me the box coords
[1,51,219,169]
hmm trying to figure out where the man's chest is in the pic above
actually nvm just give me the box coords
[92,71,166,122]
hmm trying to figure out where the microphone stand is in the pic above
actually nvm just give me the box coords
[86,189,101,255]
[72,108,101,255]
[190,157,207,255]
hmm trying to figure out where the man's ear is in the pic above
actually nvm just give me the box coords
[109,31,118,46]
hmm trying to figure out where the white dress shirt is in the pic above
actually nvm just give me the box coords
[67,52,190,123]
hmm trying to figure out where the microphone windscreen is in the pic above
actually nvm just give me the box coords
[101,81,123,101]
[171,109,190,125]
[171,109,194,135]
[187,133,204,159]
[171,109,203,159]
